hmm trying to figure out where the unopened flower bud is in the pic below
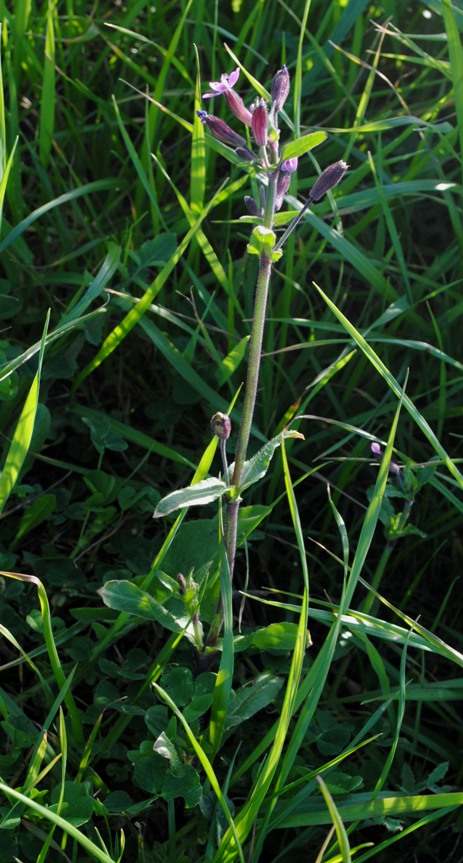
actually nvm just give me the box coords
[251,99,268,147]
[275,171,291,211]
[197,111,246,148]
[244,195,262,217]
[235,146,256,162]
[210,412,231,441]
[271,65,290,113]
[371,442,401,477]
[309,160,348,201]
[177,572,187,594]
[224,89,253,127]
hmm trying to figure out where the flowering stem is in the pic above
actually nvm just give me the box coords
[226,172,278,576]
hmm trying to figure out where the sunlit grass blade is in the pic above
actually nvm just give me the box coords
[153,681,245,863]
[0,23,5,177]
[59,241,121,326]
[74,179,229,389]
[0,780,119,863]
[215,444,309,862]
[272,789,463,827]
[314,282,463,488]
[243,390,404,825]
[39,0,55,166]
[0,179,118,254]
[0,310,49,513]
[0,137,18,229]
[316,776,352,863]
[441,0,463,182]
[0,570,84,743]
[191,45,206,212]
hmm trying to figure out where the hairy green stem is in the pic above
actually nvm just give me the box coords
[225,172,278,576]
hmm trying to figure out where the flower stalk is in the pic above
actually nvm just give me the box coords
[198,67,347,588]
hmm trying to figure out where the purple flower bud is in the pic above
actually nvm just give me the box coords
[210,412,232,441]
[371,442,401,477]
[251,99,268,147]
[224,88,253,127]
[197,111,246,148]
[309,160,348,201]
[244,195,262,217]
[275,171,291,211]
[177,572,187,594]
[235,146,256,162]
[271,65,290,113]
[280,157,298,173]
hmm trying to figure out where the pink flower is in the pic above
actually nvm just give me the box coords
[203,67,252,126]
[280,157,298,173]
[203,68,240,99]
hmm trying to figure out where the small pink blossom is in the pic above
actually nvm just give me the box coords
[203,68,240,99]
[280,157,298,173]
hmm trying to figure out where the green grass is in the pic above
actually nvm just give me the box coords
[0,1,462,861]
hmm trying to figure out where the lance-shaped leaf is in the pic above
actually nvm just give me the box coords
[98,579,199,645]
[281,131,327,162]
[231,430,304,493]
[153,476,228,518]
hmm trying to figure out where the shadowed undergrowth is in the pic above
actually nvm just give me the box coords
[0,1,462,861]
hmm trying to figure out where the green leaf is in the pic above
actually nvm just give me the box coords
[247,225,282,261]
[231,430,304,493]
[225,674,284,730]
[216,335,250,386]
[15,494,56,542]
[98,580,197,644]
[160,667,194,707]
[161,763,202,807]
[281,131,327,162]
[153,476,228,518]
[134,753,168,794]
[49,781,94,827]
[184,673,216,722]
[233,622,302,653]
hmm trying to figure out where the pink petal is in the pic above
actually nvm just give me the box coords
[228,67,240,88]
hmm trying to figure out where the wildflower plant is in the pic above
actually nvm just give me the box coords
[154,65,347,619]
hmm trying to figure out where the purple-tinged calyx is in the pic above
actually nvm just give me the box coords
[244,195,262,217]
[251,98,268,147]
[275,171,292,211]
[310,160,348,201]
[225,89,252,126]
[235,146,256,162]
[210,412,232,441]
[271,65,290,113]
[197,111,246,148]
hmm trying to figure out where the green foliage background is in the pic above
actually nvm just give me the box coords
[0,1,462,861]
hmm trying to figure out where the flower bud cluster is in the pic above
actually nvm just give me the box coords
[198,64,347,241]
